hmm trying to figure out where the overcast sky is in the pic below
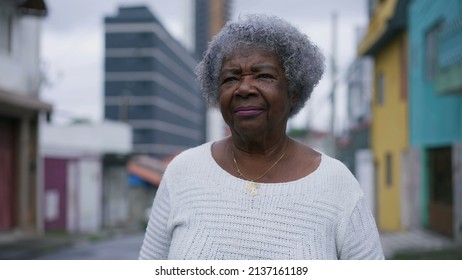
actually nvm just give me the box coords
[40,0,368,131]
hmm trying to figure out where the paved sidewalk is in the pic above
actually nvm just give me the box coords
[380,229,456,259]
[0,228,143,260]
[0,234,76,260]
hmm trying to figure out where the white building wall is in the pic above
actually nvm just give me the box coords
[41,121,133,155]
[66,160,79,233]
[103,165,130,227]
[0,13,42,96]
[355,149,375,216]
[77,159,102,233]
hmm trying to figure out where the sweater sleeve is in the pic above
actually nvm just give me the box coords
[338,197,385,260]
[139,177,171,259]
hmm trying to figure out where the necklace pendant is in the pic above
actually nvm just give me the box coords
[245,181,260,196]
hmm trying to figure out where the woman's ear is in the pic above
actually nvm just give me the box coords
[290,92,300,108]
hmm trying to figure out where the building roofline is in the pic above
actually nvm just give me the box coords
[0,88,52,113]
[16,0,48,17]
[359,0,408,56]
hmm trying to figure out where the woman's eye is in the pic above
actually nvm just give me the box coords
[257,73,273,79]
[222,77,239,84]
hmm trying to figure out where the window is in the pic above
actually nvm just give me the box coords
[376,73,385,105]
[0,11,12,53]
[133,129,152,143]
[385,153,392,187]
[425,22,442,80]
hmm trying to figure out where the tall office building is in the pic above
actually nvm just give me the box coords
[194,0,231,59]
[104,6,206,158]
[194,0,232,141]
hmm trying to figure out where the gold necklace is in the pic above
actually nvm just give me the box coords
[231,144,288,196]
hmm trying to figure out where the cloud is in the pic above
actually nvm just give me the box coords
[41,25,103,123]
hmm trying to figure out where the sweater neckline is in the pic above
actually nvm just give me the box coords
[206,141,325,187]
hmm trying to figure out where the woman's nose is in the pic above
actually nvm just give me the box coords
[235,75,256,95]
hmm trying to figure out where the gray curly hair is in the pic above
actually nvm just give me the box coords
[196,14,325,117]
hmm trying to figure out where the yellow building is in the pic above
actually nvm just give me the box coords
[359,0,409,231]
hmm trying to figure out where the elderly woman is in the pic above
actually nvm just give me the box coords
[139,14,384,260]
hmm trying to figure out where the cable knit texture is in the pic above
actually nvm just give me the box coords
[139,142,384,260]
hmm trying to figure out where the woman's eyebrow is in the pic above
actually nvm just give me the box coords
[220,68,241,75]
[220,64,277,75]
[251,64,278,72]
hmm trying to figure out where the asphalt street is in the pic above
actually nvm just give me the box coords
[35,233,145,260]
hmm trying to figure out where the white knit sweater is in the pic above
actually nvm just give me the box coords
[139,142,384,260]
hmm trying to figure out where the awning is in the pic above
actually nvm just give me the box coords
[0,89,52,114]
[127,155,170,186]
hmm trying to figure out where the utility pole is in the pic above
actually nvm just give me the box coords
[329,11,338,157]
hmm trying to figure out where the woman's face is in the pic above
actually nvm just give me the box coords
[219,48,293,137]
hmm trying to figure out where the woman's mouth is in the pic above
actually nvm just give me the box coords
[234,107,264,117]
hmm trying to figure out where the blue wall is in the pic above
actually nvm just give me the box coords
[409,0,462,147]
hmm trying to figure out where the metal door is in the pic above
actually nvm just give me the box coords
[44,158,68,230]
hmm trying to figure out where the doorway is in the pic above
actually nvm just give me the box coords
[427,147,453,238]
[0,118,16,230]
